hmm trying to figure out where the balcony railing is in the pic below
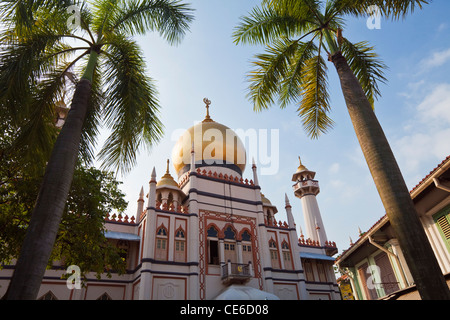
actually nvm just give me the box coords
[221,261,253,285]
[293,180,319,192]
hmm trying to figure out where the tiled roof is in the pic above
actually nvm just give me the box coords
[410,155,450,194]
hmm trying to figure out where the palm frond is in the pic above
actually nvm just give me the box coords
[332,0,429,20]
[77,56,104,166]
[12,63,73,169]
[110,0,194,45]
[0,28,66,126]
[278,39,318,109]
[233,4,314,45]
[298,53,334,139]
[341,38,387,107]
[0,0,77,35]
[90,0,121,36]
[98,34,163,174]
[247,37,303,111]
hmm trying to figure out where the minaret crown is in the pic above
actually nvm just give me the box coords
[292,156,316,182]
[292,157,320,198]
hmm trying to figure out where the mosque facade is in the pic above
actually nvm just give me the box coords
[0,100,340,300]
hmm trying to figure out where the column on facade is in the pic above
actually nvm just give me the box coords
[285,193,308,300]
[219,239,225,266]
[187,143,200,300]
[139,167,157,300]
[386,239,413,287]
[253,160,273,292]
[423,214,450,274]
[237,241,243,265]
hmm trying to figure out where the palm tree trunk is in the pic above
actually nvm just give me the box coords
[5,77,93,300]
[331,51,450,300]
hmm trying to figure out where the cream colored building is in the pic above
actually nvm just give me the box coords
[0,102,340,300]
[335,155,450,300]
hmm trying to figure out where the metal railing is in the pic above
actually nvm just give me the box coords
[221,261,252,282]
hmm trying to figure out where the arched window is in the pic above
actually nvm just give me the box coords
[207,226,218,238]
[241,230,253,265]
[223,226,237,263]
[224,226,236,240]
[241,230,251,242]
[207,225,219,265]
[304,259,315,282]
[175,227,186,262]
[155,225,168,261]
[281,240,293,270]
[269,238,279,269]
[266,209,273,224]
[38,291,58,300]
[157,192,162,205]
[167,192,174,207]
[97,292,112,300]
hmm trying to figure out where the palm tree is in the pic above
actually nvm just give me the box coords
[233,0,450,300]
[1,0,193,299]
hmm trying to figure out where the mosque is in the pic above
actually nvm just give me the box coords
[0,99,340,300]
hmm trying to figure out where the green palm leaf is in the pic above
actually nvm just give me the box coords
[332,0,429,20]
[340,37,387,107]
[98,34,163,174]
[110,0,194,44]
[298,53,333,139]
[247,37,303,111]
[278,39,317,109]
[233,5,311,45]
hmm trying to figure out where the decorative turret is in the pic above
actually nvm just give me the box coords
[147,167,157,208]
[136,186,145,218]
[285,193,295,229]
[292,157,328,246]
[292,157,319,196]
[156,159,185,210]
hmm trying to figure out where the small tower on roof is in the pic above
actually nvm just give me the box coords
[292,157,328,245]
[156,159,185,210]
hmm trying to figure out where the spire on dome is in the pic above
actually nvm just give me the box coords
[165,159,170,174]
[297,156,308,172]
[202,97,214,122]
[157,159,179,187]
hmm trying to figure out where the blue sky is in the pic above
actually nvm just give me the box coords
[104,0,450,256]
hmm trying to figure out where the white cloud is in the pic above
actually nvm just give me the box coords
[328,162,340,174]
[438,23,447,32]
[421,48,450,70]
[392,83,450,186]
[416,83,450,124]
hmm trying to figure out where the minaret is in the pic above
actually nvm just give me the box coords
[136,186,144,219]
[252,157,259,186]
[292,157,328,245]
[139,167,157,300]
[284,193,295,229]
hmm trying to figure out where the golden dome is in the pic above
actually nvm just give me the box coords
[260,193,272,205]
[156,160,179,188]
[171,99,247,177]
[296,156,308,173]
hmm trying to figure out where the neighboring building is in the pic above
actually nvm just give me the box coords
[0,100,340,300]
[335,156,450,300]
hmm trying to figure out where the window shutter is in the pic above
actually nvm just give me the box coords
[437,215,450,241]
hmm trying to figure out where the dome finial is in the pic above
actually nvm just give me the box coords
[203,97,213,122]
[297,156,307,172]
[166,159,170,174]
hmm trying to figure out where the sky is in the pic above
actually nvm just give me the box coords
[100,0,450,257]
